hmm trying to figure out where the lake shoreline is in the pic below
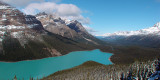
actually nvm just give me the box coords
[108,55,114,64]
[0,48,115,64]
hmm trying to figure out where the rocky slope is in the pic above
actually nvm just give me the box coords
[36,12,78,38]
[98,22,160,48]
[36,12,106,45]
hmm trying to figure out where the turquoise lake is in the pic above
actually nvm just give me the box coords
[0,49,113,80]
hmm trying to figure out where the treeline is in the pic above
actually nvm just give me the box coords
[13,75,38,80]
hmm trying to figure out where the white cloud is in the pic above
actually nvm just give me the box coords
[84,25,97,35]
[57,4,81,16]
[22,2,57,14]
[22,2,90,24]
[0,0,45,7]
[62,15,90,24]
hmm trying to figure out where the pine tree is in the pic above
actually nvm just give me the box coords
[126,70,132,80]
[149,58,160,79]
[13,75,17,80]
[120,72,124,80]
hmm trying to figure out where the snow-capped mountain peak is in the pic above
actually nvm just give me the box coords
[102,22,160,37]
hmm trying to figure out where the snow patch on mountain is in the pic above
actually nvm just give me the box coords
[64,19,72,25]
[36,15,47,19]
[27,24,39,28]
[0,25,25,30]
[0,5,15,10]
[83,37,99,45]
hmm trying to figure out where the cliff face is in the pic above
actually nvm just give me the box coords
[25,15,44,31]
[36,14,79,38]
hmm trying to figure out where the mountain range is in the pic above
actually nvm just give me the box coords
[98,22,160,48]
[0,1,109,61]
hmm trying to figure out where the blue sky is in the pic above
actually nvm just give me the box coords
[1,0,160,35]
[60,0,160,35]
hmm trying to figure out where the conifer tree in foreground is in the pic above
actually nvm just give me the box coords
[148,58,160,80]
[13,75,17,80]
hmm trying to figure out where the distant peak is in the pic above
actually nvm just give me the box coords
[71,20,81,24]
[154,22,160,28]
[101,22,160,37]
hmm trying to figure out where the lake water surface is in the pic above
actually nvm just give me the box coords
[0,49,113,80]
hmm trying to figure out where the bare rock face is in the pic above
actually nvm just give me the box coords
[67,20,88,33]
[36,13,78,38]
[66,20,94,38]
[25,15,44,31]
[43,48,62,56]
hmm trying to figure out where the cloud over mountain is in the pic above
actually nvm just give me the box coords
[0,0,90,24]
[84,25,97,35]
[22,2,90,24]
